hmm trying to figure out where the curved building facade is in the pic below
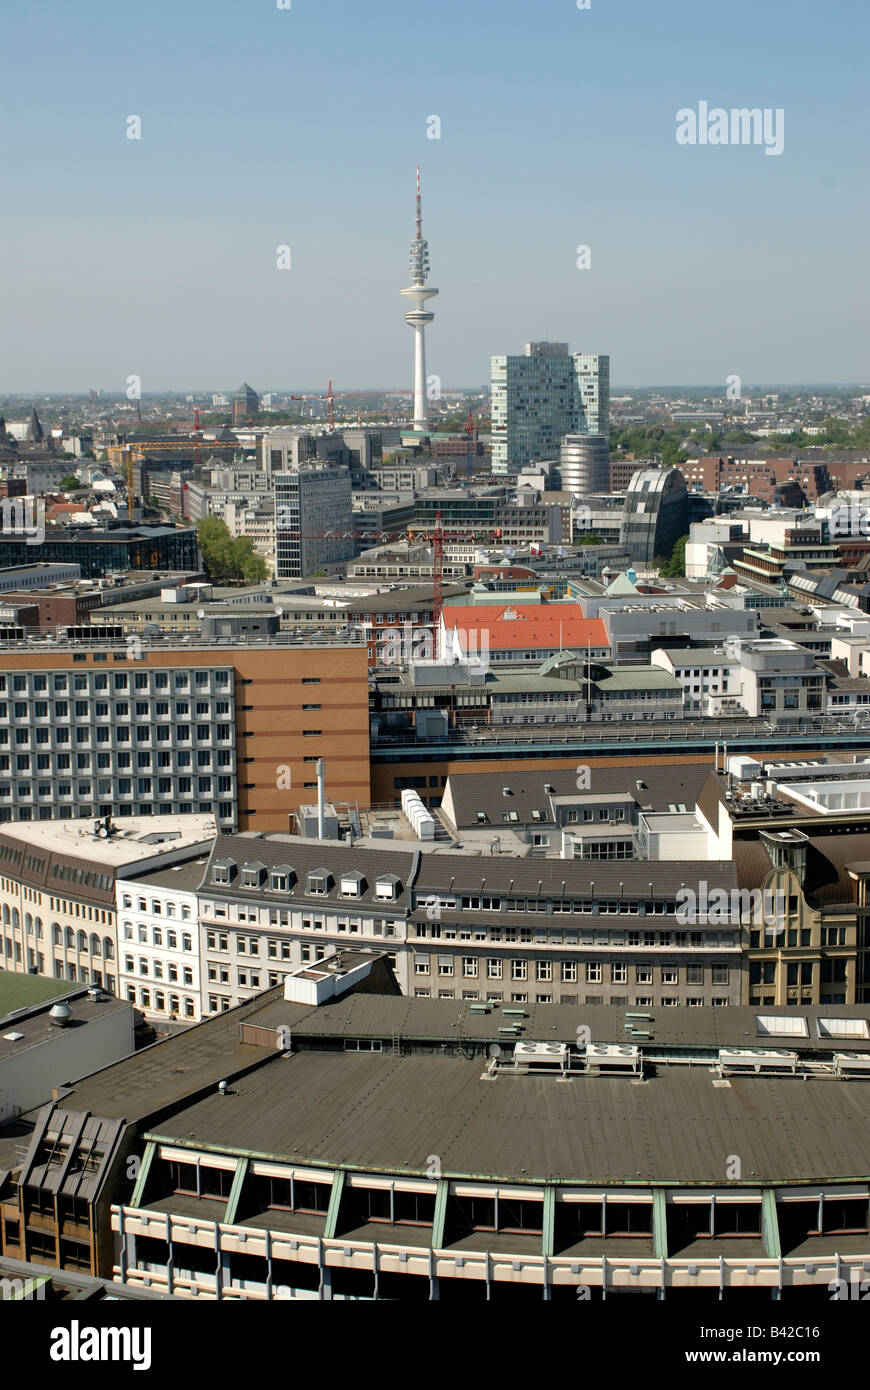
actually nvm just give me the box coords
[559,434,611,496]
[620,467,689,565]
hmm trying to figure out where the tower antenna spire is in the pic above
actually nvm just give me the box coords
[401,167,438,432]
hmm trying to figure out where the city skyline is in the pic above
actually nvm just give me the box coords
[1,0,867,393]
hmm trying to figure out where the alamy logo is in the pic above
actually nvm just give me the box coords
[676,882,787,931]
[50,1322,151,1371]
[676,103,784,156]
[0,1275,46,1300]
[829,504,870,538]
[0,497,45,546]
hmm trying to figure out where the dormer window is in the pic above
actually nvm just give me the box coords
[270,865,294,892]
[340,872,365,898]
[307,870,331,895]
[241,861,265,889]
[211,858,234,886]
[375,875,401,901]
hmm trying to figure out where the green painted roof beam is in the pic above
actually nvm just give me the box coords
[323,1170,346,1240]
[431,1178,449,1249]
[130,1141,157,1209]
[762,1188,781,1258]
[652,1189,668,1259]
[224,1156,250,1227]
[542,1186,555,1258]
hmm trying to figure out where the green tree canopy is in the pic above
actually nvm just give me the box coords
[197,517,268,583]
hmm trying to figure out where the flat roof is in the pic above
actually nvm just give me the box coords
[143,1047,870,1185]
[0,985,130,1061]
[0,970,74,1020]
[0,815,216,868]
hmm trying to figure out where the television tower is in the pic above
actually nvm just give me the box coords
[401,167,438,433]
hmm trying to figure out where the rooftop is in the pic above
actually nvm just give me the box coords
[0,984,131,1063]
[0,815,216,869]
[0,970,74,1020]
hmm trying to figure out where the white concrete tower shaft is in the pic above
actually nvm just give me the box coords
[400,167,438,432]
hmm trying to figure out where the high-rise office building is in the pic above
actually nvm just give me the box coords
[0,638,370,832]
[490,343,610,473]
[274,463,354,578]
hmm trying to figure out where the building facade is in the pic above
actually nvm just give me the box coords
[0,638,370,832]
[491,344,610,474]
[274,465,354,579]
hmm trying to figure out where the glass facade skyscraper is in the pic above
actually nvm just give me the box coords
[490,342,609,473]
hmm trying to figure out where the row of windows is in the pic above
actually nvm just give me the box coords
[0,671,230,693]
[122,955,194,984]
[2,749,233,771]
[413,957,731,984]
[0,700,231,721]
[122,923,194,949]
[412,988,732,1007]
[416,924,735,948]
[0,726,231,748]
[0,777,226,798]
[125,986,196,1017]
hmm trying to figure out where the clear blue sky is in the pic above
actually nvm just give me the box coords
[1,0,867,392]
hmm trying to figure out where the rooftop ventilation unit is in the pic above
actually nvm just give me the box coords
[586,1043,641,1074]
[833,1052,870,1077]
[513,1041,569,1073]
[718,1047,798,1075]
[49,1002,72,1028]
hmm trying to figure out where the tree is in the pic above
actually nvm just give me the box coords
[659,535,687,578]
[197,517,268,583]
[234,538,268,583]
[60,475,81,490]
[197,517,237,581]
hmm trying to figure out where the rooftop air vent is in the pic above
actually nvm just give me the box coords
[49,1002,72,1028]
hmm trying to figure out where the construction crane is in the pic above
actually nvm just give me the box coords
[116,434,235,517]
[432,509,444,651]
[465,409,475,482]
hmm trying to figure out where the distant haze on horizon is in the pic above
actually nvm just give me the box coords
[1,0,867,394]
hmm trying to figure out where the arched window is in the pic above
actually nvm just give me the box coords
[65,927,74,949]
[24,913,32,934]
[34,917,43,939]
[11,907,19,929]
[77,930,87,953]
[52,923,62,946]
[1,905,9,926]
[103,937,114,961]
[90,933,101,955]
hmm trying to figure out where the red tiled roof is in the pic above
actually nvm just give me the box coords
[442,604,608,652]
